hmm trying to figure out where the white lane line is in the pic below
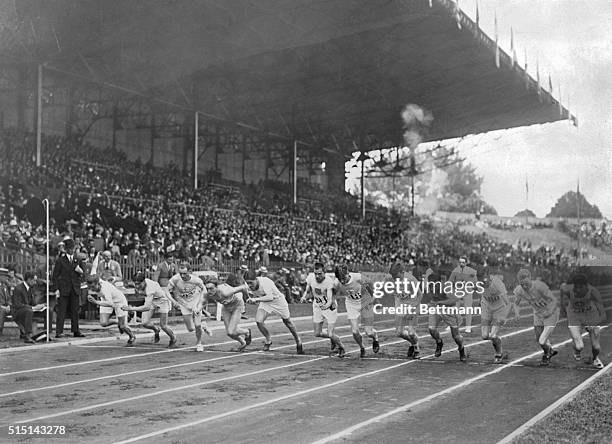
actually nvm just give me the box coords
[0,310,531,399]
[1,323,527,427]
[0,300,545,378]
[108,326,538,444]
[0,319,395,378]
[496,361,612,444]
[0,308,545,404]
[309,326,611,444]
[0,326,395,399]
[75,345,162,350]
[0,314,346,355]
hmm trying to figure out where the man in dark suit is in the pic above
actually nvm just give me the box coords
[52,238,86,337]
[11,271,44,343]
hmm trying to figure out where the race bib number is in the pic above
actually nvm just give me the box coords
[533,295,552,309]
[572,301,592,313]
[346,289,361,301]
[313,288,330,308]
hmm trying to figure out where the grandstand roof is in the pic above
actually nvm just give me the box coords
[4,0,573,152]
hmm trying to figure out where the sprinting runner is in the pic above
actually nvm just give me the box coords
[333,263,380,358]
[560,274,605,369]
[512,269,560,366]
[480,265,511,363]
[86,275,136,346]
[389,261,422,359]
[122,272,177,348]
[427,271,466,362]
[203,273,252,351]
[166,263,210,352]
[244,269,304,354]
[449,256,477,333]
[302,262,345,357]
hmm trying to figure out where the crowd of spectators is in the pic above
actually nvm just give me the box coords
[557,220,612,252]
[0,129,597,285]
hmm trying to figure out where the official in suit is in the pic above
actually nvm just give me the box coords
[52,238,86,338]
[11,271,44,343]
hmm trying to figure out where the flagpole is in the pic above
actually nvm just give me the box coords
[577,179,581,266]
[525,175,529,227]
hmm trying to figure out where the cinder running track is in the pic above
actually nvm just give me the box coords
[1,288,611,444]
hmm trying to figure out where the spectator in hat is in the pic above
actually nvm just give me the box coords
[11,271,45,343]
[51,238,86,338]
[96,250,123,283]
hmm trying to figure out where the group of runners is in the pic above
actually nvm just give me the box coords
[84,259,606,369]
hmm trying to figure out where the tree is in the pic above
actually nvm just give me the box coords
[356,145,497,215]
[546,191,602,218]
[515,209,536,218]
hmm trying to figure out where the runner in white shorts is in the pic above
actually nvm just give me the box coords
[512,269,560,366]
[302,262,345,357]
[480,264,512,363]
[426,271,466,362]
[122,272,177,348]
[560,274,606,369]
[389,261,422,359]
[166,263,210,352]
[203,273,252,351]
[333,263,380,358]
[244,269,304,354]
[86,274,136,346]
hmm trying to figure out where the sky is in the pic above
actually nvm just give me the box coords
[347,0,612,218]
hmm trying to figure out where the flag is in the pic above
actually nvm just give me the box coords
[511,27,517,67]
[494,13,500,68]
[475,0,479,25]
[523,48,529,90]
[548,74,553,93]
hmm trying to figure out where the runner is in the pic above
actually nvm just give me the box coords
[427,271,467,362]
[389,261,422,359]
[333,263,380,358]
[166,262,210,352]
[86,275,136,346]
[512,269,560,366]
[480,264,511,363]
[203,273,252,351]
[302,262,345,357]
[560,273,606,369]
[122,272,177,348]
[244,269,304,354]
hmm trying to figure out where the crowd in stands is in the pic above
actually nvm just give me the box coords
[0,129,596,288]
[557,219,612,252]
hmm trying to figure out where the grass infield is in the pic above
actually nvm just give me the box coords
[512,372,612,444]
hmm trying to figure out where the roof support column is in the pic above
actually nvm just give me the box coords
[293,140,297,205]
[194,111,199,190]
[35,64,43,167]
